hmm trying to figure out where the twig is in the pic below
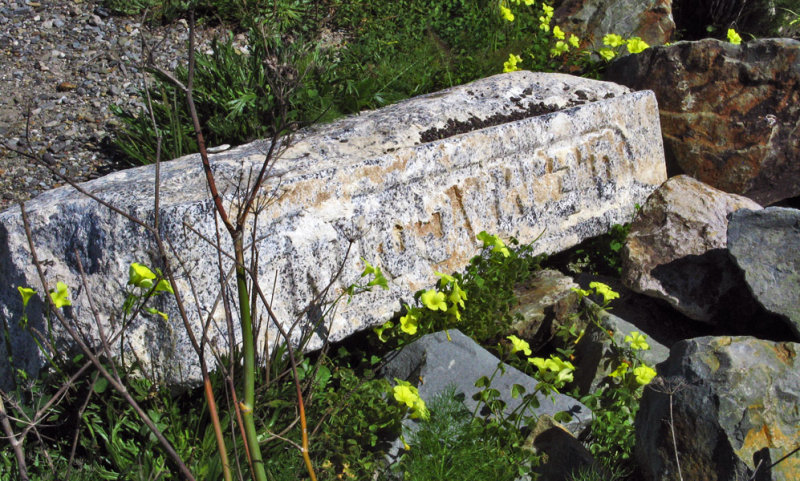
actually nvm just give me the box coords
[20,203,197,481]
[0,394,29,481]
[650,377,685,481]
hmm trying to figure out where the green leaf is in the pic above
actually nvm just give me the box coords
[511,383,526,399]
[315,365,332,389]
[93,377,109,394]
[554,411,573,423]
[474,375,490,388]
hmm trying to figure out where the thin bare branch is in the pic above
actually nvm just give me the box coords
[0,395,29,481]
[19,202,197,481]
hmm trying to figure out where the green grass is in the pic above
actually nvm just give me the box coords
[394,386,538,481]
[106,0,570,165]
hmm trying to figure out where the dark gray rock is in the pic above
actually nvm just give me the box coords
[381,329,591,435]
[728,207,800,339]
[528,415,599,481]
[635,336,800,481]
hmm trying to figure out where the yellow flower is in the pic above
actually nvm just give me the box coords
[49,282,72,309]
[550,40,569,57]
[624,331,650,351]
[609,362,629,378]
[539,19,550,32]
[393,380,429,419]
[477,231,511,257]
[17,286,36,308]
[529,355,575,383]
[129,262,157,289]
[568,34,580,48]
[589,281,619,304]
[571,287,592,297]
[503,53,522,73]
[449,281,467,309]
[435,271,456,287]
[633,365,657,385]
[603,33,625,48]
[421,289,447,311]
[552,25,565,40]
[626,37,649,54]
[727,28,742,45]
[598,48,616,61]
[507,335,532,356]
[500,3,515,22]
[541,3,553,18]
[446,303,462,322]
[399,311,419,335]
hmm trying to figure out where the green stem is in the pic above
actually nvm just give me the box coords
[235,237,268,481]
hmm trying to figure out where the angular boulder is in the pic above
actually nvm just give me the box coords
[636,336,800,481]
[555,0,674,48]
[380,329,592,435]
[727,207,800,339]
[605,38,800,205]
[0,71,666,388]
[621,175,762,323]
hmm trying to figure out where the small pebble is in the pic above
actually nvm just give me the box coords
[57,81,77,91]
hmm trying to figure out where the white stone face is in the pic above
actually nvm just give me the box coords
[0,71,666,387]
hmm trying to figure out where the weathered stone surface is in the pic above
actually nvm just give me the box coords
[570,298,669,396]
[510,268,580,346]
[554,0,674,48]
[380,329,591,435]
[621,175,762,322]
[728,207,800,339]
[636,336,800,481]
[528,415,598,480]
[604,38,800,205]
[0,71,666,388]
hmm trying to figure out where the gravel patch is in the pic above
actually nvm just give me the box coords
[0,0,241,212]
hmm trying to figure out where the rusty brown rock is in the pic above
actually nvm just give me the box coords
[605,38,800,205]
[554,0,674,47]
[621,175,762,323]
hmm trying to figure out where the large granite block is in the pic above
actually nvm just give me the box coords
[0,71,666,387]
